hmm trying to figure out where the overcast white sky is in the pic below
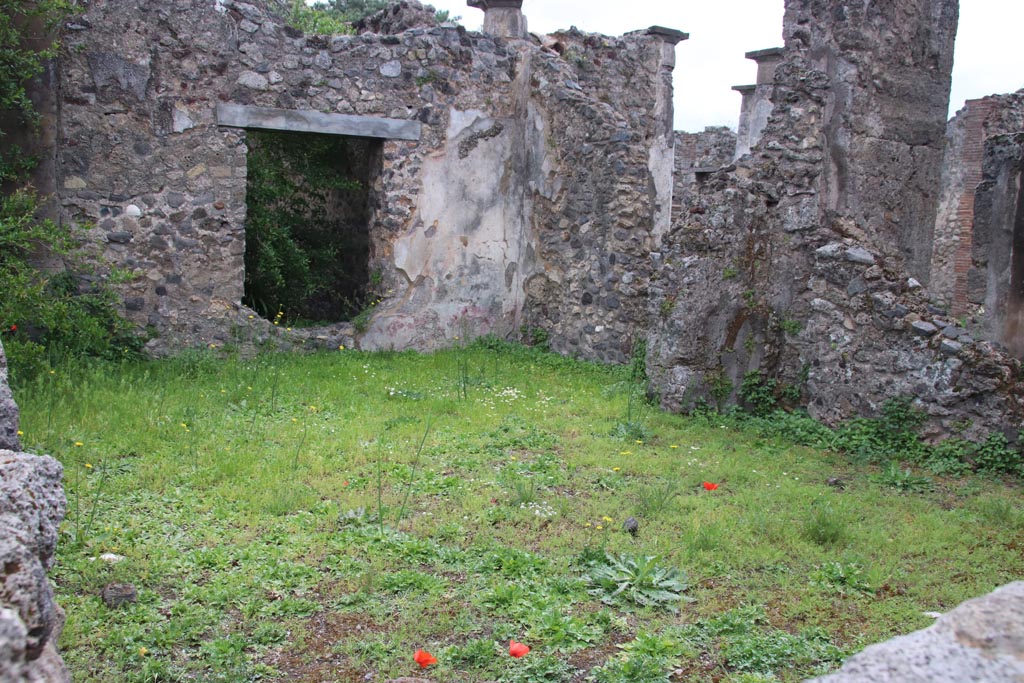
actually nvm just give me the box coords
[423,0,1024,132]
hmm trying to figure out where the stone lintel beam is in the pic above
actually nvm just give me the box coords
[732,84,756,93]
[646,26,689,44]
[744,46,784,61]
[467,0,522,8]
[216,104,421,141]
[744,46,785,86]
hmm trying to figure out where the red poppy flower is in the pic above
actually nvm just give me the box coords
[509,640,530,658]
[703,481,719,491]
[8,325,15,331]
[413,649,437,668]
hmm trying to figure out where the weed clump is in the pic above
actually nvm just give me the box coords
[586,553,692,612]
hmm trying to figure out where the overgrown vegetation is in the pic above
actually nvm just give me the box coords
[14,343,1021,683]
[1,0,141,383]
[0,0,69,182]
[714,372,1022,479]
[243,130,378,324]
[284,0,386,34]
[283,0,458,35]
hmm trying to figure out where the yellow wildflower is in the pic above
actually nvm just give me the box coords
[612,467,621,472]
[602,516,613,523]
[16,430,23,436]
[596,525,603,530]
[73,441,83,447]
[85,463,93,469]
[138,647,148,656]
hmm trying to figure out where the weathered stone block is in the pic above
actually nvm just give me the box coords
[807,582,1024,683]
[0,342,17,452]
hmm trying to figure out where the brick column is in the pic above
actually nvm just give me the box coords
[952,98,997,315]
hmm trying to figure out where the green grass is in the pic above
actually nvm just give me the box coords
[13,344,1023,683]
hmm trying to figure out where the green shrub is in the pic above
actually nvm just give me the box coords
[973,433,1022,475]
[832,397,926,462]
[738,371,780,416]
[1,190,142,383]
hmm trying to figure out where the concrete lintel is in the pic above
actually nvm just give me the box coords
[216,104,421,141]
[732,84,756,93]
[646,26,689,44]
[744,46,785,62]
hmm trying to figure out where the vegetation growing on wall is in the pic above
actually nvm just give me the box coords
[243,130,378,325]
[1,0,141,382]
[284,0,457,35]
[0,0,67,182]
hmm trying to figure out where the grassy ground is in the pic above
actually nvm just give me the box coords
[13,343,1023,683]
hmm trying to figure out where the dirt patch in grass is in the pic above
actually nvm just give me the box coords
[264,611,383,682]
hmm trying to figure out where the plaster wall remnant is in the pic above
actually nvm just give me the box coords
[732,47,783,160]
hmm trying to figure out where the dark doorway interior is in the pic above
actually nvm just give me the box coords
[243,129,381,324]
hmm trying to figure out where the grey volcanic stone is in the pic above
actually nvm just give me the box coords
[0,341,18,451]
[0,532,56,660]
[0,357,70,682]
[0,452,66,569]
[911,320,939,336]
[807,582,1024,683]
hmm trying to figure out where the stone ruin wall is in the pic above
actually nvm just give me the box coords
[52,0,678,364]
[518,26,681,362]
[33,0,1024,438]
[671,127,737,228]
[647,0,1024,441]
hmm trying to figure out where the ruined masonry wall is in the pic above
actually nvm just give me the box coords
[521,29,671,362]
[647,0,1024,440]
[57,0,671,359]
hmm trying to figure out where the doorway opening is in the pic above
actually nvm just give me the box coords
[242,129,381,325]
